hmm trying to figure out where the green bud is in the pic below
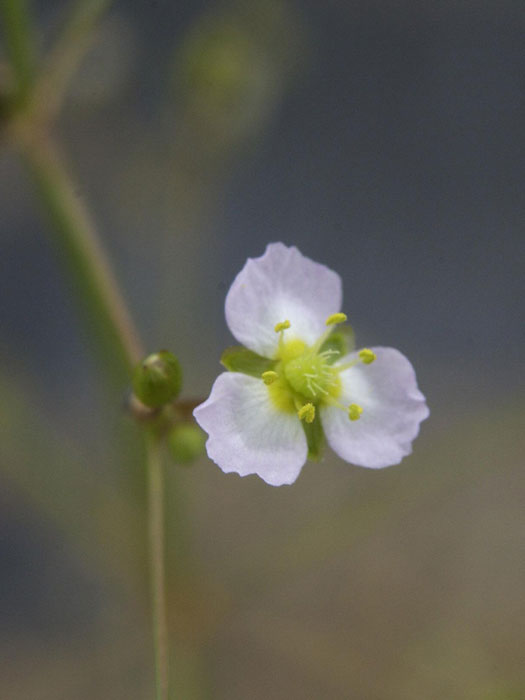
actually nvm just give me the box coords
[168,423,206,464]
[132,351,182,408]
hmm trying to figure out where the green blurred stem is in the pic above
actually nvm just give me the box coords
[19,132,172,697]
[0,0,35,103]
[21,135,143,379]
[147,436,170,700]
[4,4,174,695]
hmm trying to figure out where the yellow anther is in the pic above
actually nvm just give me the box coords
[274,320,291,333]
[326,312,348,326]
[298,403,316,423]
[348,403,363,421]
[262,370,278,385]
[359,348,376,365]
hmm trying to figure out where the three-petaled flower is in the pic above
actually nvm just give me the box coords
[194,243,429,486]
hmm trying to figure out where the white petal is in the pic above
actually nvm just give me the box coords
[225,243,342,358]
[321,347,429,468]
[193,372,307,486]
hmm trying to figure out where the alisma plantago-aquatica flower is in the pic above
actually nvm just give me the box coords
[194,243,429,486]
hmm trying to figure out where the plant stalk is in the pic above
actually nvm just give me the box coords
[20,133,143,380]
[147,436,170,700]
[3,4,173,696]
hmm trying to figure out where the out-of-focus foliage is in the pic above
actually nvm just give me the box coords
[172,0,304,155]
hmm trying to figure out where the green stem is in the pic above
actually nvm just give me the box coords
[19,131,172,697]
[4,4,174,695]
[21,134,143,381]
[0,0,35,103]
[147,436,170,700]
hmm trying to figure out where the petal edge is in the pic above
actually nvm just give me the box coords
[194,371,308,486]
[225,243,343,357]
[321,347,429,469]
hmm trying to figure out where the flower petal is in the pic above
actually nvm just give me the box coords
[321,347,429,468]
[193,371,307,486]
[225,243,342,358]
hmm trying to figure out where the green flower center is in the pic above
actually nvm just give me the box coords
[267,337,342,416]
[263,316,376,425]
[284,350,340,401]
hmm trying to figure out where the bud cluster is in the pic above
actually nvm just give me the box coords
[131,350,205,465]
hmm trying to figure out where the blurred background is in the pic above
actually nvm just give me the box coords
[1,0,524,697]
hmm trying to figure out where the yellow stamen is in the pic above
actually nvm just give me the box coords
[326,312,347,326]
[359,348,376,364]
[274,320,291,333]
[261,370,278,385]
[297,403,316,423]
[348,403,363,421]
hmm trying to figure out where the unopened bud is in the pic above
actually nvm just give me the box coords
[132,350,182,408]
[168,423,206,464]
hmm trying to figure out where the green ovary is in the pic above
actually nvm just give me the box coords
[268,340,341,413]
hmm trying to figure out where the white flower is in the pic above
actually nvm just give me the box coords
[194,243,429,486]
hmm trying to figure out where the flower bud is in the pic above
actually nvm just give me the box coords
[168,423,206,464]
[132,351,182,408]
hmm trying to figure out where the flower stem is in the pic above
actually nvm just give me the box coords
[19,133,174,697]
[19,132,172,697]
[20,134,143,381]
[147,435,170,700]
[3,5,173,696]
